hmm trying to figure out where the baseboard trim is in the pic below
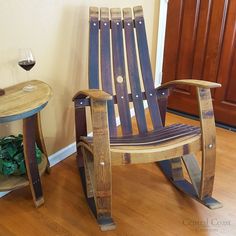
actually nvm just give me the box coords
[48,142,76,167]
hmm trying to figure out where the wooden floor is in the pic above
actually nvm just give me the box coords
[0,113,236,236]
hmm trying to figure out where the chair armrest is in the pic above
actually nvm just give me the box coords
[158,79,221,90]
[73,89,111,167]
[73,89,112,101]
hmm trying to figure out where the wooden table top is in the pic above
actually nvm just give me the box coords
[0,80,52,123]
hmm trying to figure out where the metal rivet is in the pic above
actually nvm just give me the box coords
[117,22,119,25]
[139,21,142,24]
[162,92,165,95]
[121,96,124,99]
[149,93,153,96]
[80,102,83,105]
[208,144,213,149]
[104,22,107,26]
[117,76,124,83]
[135,95,139,98]
[93,23,96,26]
[100,161,105,166]
[127,23,130,26]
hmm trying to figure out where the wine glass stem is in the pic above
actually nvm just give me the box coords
[27,71,30,83]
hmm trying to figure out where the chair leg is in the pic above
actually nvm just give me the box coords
[23,115,44,207]
[159,153,222,209]
[35,112,50,174]
[81,147,94,199]
[78,147,97,217]
[170,157,184,181]
[79,145,116,231]
[91,99,116,231]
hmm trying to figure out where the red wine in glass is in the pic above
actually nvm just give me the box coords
[18,48,37,92]
[18,60,36,71]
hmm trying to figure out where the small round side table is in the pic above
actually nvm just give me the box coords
[0,80,52,207]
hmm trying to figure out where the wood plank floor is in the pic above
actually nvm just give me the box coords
[0,112,236,236]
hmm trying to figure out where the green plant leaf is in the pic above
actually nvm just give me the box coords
[0,134,42,176]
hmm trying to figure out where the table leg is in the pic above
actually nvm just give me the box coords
[23,114,44,207]
[35,112,50,173]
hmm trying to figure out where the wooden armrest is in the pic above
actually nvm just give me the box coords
[73,89,112,101]
[158,79,221,90]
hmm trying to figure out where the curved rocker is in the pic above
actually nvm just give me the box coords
[73,6,222,231]
[158,82,223,209]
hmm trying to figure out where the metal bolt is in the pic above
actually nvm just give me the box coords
[139,21,142,24]
[127,23,130,26]
[121,96,124,99]
[135,95,139,98]
[208,144,213,149]
[162,92,165,95]
[100,161,105,166]
[117,22,119,25]
[149,93,153,96]
[80,102,83,105]
[93,23,96,26]
[104,22,107,26]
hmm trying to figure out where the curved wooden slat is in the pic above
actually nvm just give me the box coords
[159,79,221,89]
[35,112,50,173]
[23,114,44,207]
[197,88,217,199]
[182,154,201,195]
[90,98,115,230]
[82,124,200,146]
[111,8,132,135]
[79,134,201,166]
[158,159,222,209]
[170,157,184,181]
[73,89,112,101]
[89,7,99,89]
[134,6,163,129]
[75,108,87,168]
[100,7,117,136]
[123,8,147,133]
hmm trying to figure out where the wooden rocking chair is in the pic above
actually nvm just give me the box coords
[73,6,222,231]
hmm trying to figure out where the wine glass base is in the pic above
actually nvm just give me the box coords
[23,85,37,92]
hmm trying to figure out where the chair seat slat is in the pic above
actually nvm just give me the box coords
[82,124,200,146]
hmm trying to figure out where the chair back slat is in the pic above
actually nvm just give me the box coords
[89,7,99,89]
[110,8,132,135]
[133,6,163,129]
[100,8,117,136]
[123,8,147,134]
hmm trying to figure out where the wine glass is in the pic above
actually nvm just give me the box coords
[18,48,36,91]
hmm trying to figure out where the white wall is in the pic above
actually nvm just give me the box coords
[155,0,168,86]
